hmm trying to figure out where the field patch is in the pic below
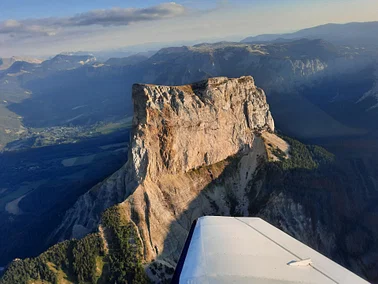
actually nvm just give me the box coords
[62,154,96,167]
[0,180,46,212]
[5,194,26,215]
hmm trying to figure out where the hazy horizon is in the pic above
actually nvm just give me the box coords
[1,0,378,57]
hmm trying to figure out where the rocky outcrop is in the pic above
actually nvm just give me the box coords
[51,76,274,243]
[131,76,274,181]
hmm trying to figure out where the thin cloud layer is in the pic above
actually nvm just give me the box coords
[71,3,187,26]
[0,19,57,37]
[0,2,187,37]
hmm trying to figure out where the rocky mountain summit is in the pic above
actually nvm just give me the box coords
[51,76,274,240]
[49,76,280,280]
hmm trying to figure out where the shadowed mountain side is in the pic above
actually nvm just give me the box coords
[268,92,365,139]
[154,138,378,283]
[249,158,378,282]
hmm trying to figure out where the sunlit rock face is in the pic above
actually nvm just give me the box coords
[131,76,274,181]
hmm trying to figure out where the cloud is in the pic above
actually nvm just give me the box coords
[70,2,187,26]
[0,2,187,37]
[0,19,57,36]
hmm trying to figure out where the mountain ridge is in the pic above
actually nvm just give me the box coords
[242,21,378,47]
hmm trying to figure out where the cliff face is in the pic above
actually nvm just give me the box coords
[51,76,274,242]
[131,76,274,181]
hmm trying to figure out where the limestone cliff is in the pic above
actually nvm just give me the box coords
[50,76,274,243]
[131,76,274,181]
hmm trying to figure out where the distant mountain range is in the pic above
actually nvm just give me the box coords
[1,37,377,148]
[105,54,150,66]
[0,57,43,71]
[242,21,378,47]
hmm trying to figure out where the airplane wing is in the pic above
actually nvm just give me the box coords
[172,216,369,284]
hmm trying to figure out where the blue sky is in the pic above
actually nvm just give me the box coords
[0,0,377,57]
